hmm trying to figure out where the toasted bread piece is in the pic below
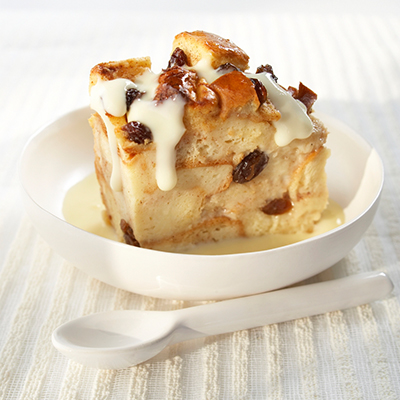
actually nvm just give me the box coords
[90,57,151,86]
[172,31,249,70]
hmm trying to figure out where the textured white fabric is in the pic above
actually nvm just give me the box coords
[1,2,400,398]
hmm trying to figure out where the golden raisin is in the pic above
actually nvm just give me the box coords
[154,66,198,102]
[261,194,293,215]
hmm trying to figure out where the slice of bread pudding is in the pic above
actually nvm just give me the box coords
[89,31,330,252]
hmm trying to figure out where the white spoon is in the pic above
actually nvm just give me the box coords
[52,271,393,369]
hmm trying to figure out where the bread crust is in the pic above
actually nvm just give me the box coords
[173,31,249,70]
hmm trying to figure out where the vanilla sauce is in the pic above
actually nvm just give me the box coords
[89,58,313,193]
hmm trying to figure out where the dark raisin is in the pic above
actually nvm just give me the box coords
[125,88,142,111]
[250,78,267,105]
[121,121,153,144]
[288,82,317,113]
[233,150,269,184]
[120,219,140,247]
[167,47,188,68]
[217,63,240,73]
[261,194,293,215]
[256,64,278,82]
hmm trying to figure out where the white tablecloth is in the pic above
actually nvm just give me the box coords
[1,1,400,398]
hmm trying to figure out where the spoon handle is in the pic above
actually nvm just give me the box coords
[172,271,393,343]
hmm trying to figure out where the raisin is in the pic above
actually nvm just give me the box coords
[250,78,267,105]
[261,194,293,215]
[125,88,142,111]
[256,64,278,82]
[288,82,317,113]
[167,47,188,68]
[233,150,269,184]
[120,219,140,247]
[217,63,240,73]
[155,66,198,102]
[121,121,153,144]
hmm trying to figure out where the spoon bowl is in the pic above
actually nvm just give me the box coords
[53,310,176,369]
[53,271,393,369]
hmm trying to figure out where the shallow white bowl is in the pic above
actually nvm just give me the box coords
[19,107,383,300]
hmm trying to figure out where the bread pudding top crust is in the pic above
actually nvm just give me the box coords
[89,31,319,194]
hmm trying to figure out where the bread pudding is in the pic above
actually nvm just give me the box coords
[88,31,329,252]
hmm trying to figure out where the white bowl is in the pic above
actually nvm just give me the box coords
[19,107,384,300]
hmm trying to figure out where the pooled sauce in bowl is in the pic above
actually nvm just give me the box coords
[63,173,345,255]
[63,173,118,242]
